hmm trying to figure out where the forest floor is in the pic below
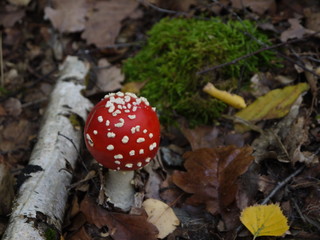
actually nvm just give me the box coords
[0,0,320,240]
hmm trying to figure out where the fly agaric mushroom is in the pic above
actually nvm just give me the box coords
[84,92,160,211]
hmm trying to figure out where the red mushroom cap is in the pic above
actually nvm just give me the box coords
[84,92,161,171]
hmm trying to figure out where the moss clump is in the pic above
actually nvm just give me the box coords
[122,17,278,126]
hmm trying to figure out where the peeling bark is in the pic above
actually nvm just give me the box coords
[2,56,92,240]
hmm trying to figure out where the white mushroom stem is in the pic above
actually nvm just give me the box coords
[104,170,135,211]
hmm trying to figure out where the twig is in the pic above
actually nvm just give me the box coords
[260,165,305,204]
[235,165,305,236]
[138,0,187,16]
[197,42,287,75]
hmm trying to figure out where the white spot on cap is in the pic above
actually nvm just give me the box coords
[126,92,137,98]
[124,95,131,102]
[128,115,136,120]
[112,109,121,116]
[152,107,156,111]
[127,103,132,109]
[129,150,135,156]
[149,142,157,151]
[115,118,125,128]
[116,92,124,97]
[141,97,150,106]
[122,136,129,144]
[106,145,114,151]
[114,154,123,159]
[115,160,121,165]
[86,133,94,147]
[143,129,148,134]
[108,104,115,113]
[145,157,151,163]
[124,109,130,113]
[137,137,145,143]
[139,149,144,154]
[98,116,103,122]
[93,130,98,135]
[149,133,153,138]
[125,163,133,168]
[131,125,140,134]
[106,120,110,126]
[137,162,142,167]
[107,132,116,138]
[132,106,137,112]
[105,101,112,108]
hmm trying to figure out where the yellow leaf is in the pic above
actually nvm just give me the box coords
[203,82,246,109]
[142,198,180,239]
[240,204,289,239]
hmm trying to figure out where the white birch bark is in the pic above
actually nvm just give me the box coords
[2,56,92,240]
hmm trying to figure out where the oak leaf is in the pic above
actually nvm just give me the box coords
[172,146,254,215]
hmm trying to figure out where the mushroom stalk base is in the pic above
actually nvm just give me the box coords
[104,170,135,211]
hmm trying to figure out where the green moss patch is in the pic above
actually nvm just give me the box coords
[122,17,279,126]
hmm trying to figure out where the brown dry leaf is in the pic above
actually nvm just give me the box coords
[69,226,92,240]
[82,0,139,48]
[172,146,254,215]
[0,4,25,28]
[44,0,88,33]
[3,98,22,117]
[181,125,244,150]
[280,18,313,42]
[180,125,221,150]
[80,195,158,240]
[8,0,31,6]
[86,58,124,96]
[146,0,197,12]
[304,8,320,32]
[0,119,34,152]
[231,0,276,15]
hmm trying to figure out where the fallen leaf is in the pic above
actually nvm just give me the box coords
[86,59,124,96]
[143,198,180,239]
[121,81,146,95]
[304,8,320,32]
[44,0,88,33]
[69,226,92,240]
[240,204,289,238]
[4,97,22,117]
[0,4,25,28]
[146,0,197,12]
[231,0,276,15]
[172,146,254,215]
[8,0,31,6]
[235,83,309,132]
[80,195,158,240]
[81,0,139,48]
[280,18,313,42]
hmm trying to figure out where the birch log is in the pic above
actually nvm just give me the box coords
[2,56,92,240]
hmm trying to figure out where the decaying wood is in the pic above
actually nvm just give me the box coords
[2,56,92,240]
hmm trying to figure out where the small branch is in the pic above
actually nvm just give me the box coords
[261,165,305,205]
[197,42,287,75]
